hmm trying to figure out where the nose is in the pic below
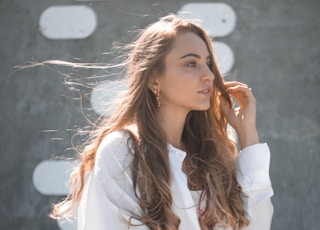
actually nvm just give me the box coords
[202,66,215,83]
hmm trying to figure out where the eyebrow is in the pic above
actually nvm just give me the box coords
[180,53,210,60]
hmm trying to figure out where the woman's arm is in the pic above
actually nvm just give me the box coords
[237,143,273,230]
[220,81,274,229]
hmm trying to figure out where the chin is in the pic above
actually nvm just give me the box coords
[193,104,211,111]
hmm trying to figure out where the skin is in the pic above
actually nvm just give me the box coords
[151,32,259,150]
[221,82,259,149]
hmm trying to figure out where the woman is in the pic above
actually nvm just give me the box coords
[52,15,273,229]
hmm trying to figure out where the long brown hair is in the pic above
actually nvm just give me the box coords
[51,14,249,229]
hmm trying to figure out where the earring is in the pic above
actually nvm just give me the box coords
[153,89,160,108]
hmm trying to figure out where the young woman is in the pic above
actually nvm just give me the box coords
[52,15,273,230]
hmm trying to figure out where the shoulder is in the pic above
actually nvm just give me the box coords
[94,130,134,178]
[97,130,132,157]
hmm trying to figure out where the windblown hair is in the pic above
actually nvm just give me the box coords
[51,15,249,229]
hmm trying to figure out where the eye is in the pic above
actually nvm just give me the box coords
[207,62,212,69]
[186,61,196,67]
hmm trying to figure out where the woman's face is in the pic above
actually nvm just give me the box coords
[155,32,215,115]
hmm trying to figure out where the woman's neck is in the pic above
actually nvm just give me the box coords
[156,107,188,150]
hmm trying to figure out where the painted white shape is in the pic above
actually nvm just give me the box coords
[213,42,235,74]
[177,3,236,37]
[33,160,76,195]
[90,80,128,117]
[58,218,77,230]
[39,5,97,39]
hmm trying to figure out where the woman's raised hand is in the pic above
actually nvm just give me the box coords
[220,81,259,149]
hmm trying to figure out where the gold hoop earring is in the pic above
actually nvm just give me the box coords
[153,89,160,108]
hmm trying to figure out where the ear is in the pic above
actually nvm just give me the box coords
[148,71,160,91]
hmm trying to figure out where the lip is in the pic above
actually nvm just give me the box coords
[198,87,213,96]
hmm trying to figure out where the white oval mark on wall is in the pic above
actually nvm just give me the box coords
[214,42,235,74]
[39,5,97,40]
[33,160,76,195]
[58,218,76,230]
[177,3,236,37]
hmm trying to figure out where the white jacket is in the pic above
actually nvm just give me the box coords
[77,130,273,229]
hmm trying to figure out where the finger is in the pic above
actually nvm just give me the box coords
[225,84,252,98]
[227,85,253,100]
[219,96,237,125]
[227,87,256,112]
[225,81,252,93]
[224,81,250,88]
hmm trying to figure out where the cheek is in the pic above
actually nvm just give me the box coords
[158,70,183,98]
[163,75,197,103]
[165,69,191,91]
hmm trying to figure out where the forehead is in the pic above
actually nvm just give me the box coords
[168,32,210,59]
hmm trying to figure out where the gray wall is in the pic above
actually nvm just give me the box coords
[1,0,319,229]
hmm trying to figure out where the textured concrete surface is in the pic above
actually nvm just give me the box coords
[0,0,319,229]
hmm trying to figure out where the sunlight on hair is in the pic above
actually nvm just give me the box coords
[90,80,128,117]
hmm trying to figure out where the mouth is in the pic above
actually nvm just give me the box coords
[198,87,212,96]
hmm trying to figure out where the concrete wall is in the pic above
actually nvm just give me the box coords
[1,0,319,229]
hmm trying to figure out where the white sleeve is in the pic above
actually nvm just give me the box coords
[236,143,274,230]
[77,131,148,230]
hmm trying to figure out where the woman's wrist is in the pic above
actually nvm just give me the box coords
[237,126,260,150]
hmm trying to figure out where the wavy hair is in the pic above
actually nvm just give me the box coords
[51,14,249,229]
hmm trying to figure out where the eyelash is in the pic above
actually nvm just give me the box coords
[186,61,212,68]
